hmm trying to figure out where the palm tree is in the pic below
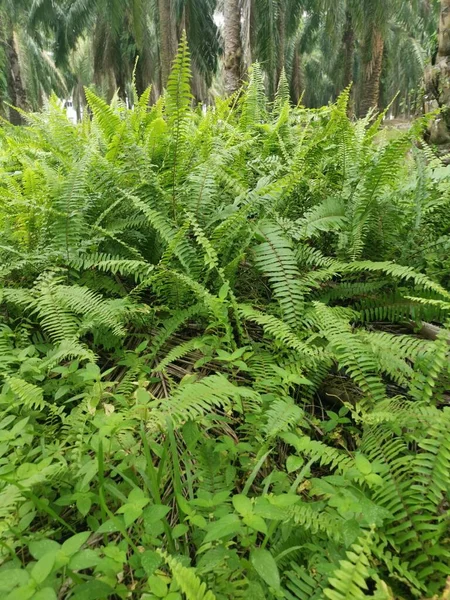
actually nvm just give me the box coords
[436,0,450,126]
[1,0,68,123]
[158,0,178,89]
[358,28,385,117]
[297,0,433,118]
[381,0,437,117]
[65,38,93,121]
[348,0,388,117]
[224,0,243,95]
[342,11,355,91]
[352,0,433,117]
[1,0,28,124]
[178,0,220,102]
[54,0,218,102]
[423,0,450,142]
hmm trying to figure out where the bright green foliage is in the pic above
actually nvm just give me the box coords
[323,532,374,600]
[0,40,450,599]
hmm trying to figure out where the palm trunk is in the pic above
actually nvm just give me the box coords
[358,29,384,118]
[224,0,243,95]
[276,2,286,87]
[7,29,27,125]
[184,4,206,104]
[158,0,178,89]
[424,0,450,143]
[437,0,450,125]
[438,0,450,62]
[241,0,255,70]
[290,45,302,105]
[191,65,208,105]
[342,12,354,91]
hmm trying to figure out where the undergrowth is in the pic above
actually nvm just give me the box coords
[0,36,450,600]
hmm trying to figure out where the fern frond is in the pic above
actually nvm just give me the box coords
[146,375,258,433]
[158,550,217,600]
[154,337,204,373]
[165,31,192,209]
[281,434,355,475]
[253,221,304,328]
[312,302,386,406]
[409,328,450,403]
[264,398,304,439]
[238,304,322,359]
[289,502,342,540]
[4,376,45,410]
[341,261,450,299]
[129,193,197,274]
[298,198,347,239]
[85,88,122,142]
[323,533,374,600]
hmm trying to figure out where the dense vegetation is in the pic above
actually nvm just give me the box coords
[0,0,444,124]
[1,39,450,599]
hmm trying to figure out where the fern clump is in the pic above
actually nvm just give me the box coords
[0,38,449,599]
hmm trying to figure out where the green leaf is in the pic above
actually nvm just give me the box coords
[61,532,90,556]
[250,548,280,590]
[71,580,114,600]
[243,514,267,534]
[203,514,242,543]
[143,504,171,525]
[269,494,300,507]
[28,540,60,560]
[148,575,168,597]
[0,569,29,592]
[31,552,56,585]
[117,491,150,526]
[69,550,100,571]
[253,500,286,521]
[232,494,252,516]
[76,496,91,517]
[122,504,145,527]
[128,487,148,503]
[31,588,57,600]
[172,524,189,538]
[364,473,384,487]
[176,494,193,516]
[136,388,151,403]
[218,283,229,300]
[6,585,35,600]
[286,455,304,473]
[96,519,120,533]
[355,454,372,475]
[190,515,207,528]
[141,550,162,577]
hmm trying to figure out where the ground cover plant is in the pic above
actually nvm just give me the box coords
[1,38,450,599]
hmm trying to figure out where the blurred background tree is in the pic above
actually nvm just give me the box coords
[0,0,444,125]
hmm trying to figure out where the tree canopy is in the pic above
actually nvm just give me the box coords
[0,0,442,122]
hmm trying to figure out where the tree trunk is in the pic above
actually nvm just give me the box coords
[178,5,186,40]
[158,0,178,90]
[276,2,286,88]
[7,30,27,125]
[241,0,255,70]
[358,29,384,118]
[424,0,450,143]
[290,45,302,105]
[437,0,450,125]
[224,0,243,95]
[438,0,450,61]
[115,66,127,104]
[342,12,354,91]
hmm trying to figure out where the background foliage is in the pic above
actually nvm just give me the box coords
[0,0,443,123]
